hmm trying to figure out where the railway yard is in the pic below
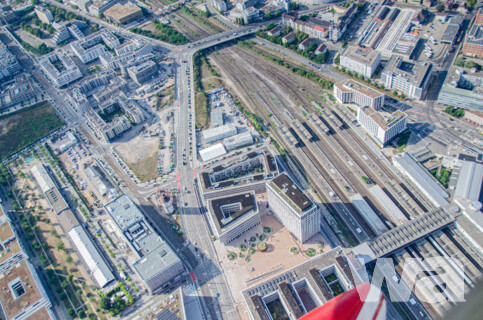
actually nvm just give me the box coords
[207,42,436,245]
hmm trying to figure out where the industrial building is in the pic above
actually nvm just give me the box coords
[207,192,260,244]
[211,110,224,127]
[437,67,483,111]
[85,164,114,196]
[38,49,83,87]
[393,153,449,208]
[68,225,115,288]
[334,79,385,110]
[356,106,407,146]
[0,205,55,320]
[340,46,381,78]
[463,9,483,58]
[31,164,69,214]
[0,37,21,80]
[105,195,184,293]
[454,156,483,202]
[104,3,143,25]
[223,131,253,151]
[267,173,321,243]
[199,143,227,162]
[380,57,433,100]
[349,193,388,236]
[202,123,237,143]
[242,248,359,320]
[127,60,158,85]
[71,29,120,63]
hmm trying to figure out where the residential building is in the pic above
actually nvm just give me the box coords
[203,123,237,143]
[105,195,184,293]
[298,38,312,50]
[71,29,120,63]
[88,0,122,16]
[438,67,483,111]
[340,46,381,78]
[39,50,82,87]
[333,79,385,110]
[315,43,327,55]
[127,60,157,85]
[267,173,321,242]
[34,5,53,24]
[223,131,253,150]
[0,38,21,80]
[213,0,227,12]
[52,20,88,44]
[1,74,35,108]
[104,3,143,25]
[463,9,483,58]
[464,110,483,126]
[267,25,281,37]
[381,57,433,100]
[392,153,450,207]
[119,53,156,77]
[242,7,259,23]
[207,192,260,244]
[357,106,407,146]
[236,0,259,11]
[99,39,152,69]
[282,31,296,44]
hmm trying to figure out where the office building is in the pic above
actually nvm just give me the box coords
[88,0,122,16]
[38,50,83,87]
[334,79,385,110]
[104,3,143,25]
[357,106,407,146]
[31,164,69,215]
[207,192,260,244]
[381,57,433,100]
[267,173,321,243]
[463,9,483,58]
[127,60,157,85]
[393,153,449,207]
[437,67,483,111]
[71,29,120,63]
[202,123,237,143]
[340,46,381,78]
[223,131,253,151]
[1,74,35,108]
[0,38,21,80]
[105,195,184,293]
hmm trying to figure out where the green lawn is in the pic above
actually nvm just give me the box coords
[0,101,64,160]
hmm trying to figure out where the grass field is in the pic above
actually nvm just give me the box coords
[0,101,64,160]
[126,150,158,183]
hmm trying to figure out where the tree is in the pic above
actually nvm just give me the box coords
[67,274,74,282]
[66,255,73,264]
[67,308,75,317]
[289,2,299,10]
[78,310,86,318]
[393,90,398,97]
[100,296,111,310]
[467,0,476,8]
[436,3,445,12]
[56,241,65,252]
[334,54,340,65]
[400,93,406,99]
[284,26,293,34]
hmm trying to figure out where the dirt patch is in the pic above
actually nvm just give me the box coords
[113,134,159,182]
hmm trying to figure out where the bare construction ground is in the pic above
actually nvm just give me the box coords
[113,131,159,183]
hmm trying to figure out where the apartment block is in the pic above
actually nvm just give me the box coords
[127,60,157,85]
[39,50,82,87]
[463,9,483,58]
[340,46,381,78]
[334,79,385,110]
[381,57,433,100]
[0,38,21,80]
[99,39,152,69]
[71,29,120,63]
[357,106,407,146]
[267,173,321,243]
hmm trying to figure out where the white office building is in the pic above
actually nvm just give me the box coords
[357,106,407,146]
[340,46,381,78]
[334,79,385,110]
[267,173,321,243]
[381,57,433,100]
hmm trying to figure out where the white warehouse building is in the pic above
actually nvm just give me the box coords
[334,79,385,110]
[267,173,321,243]
[357,106,407,146]
[223,131,253,151]
[202,123,237,143]
[340,46,381,78]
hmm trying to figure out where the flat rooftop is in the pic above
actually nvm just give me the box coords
[104,3,142,20]
[269,173,313,214]
[132,242,182,281]
[139,287,185,320]
[335,79,384,99]
[31,164,68,214]
[383,56,432,87]
[342,46,380,65]
[361,106,407,131]
[209,192,257,233]
[353,207,454,262]
[454,160,483,202]
[0,212,22,266]
[105,195,144,232]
